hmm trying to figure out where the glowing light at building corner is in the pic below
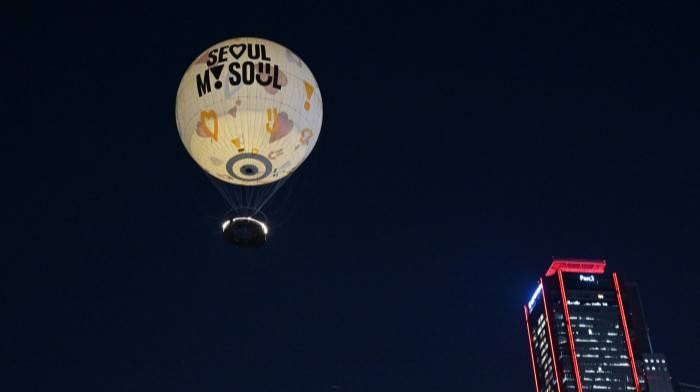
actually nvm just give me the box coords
[613,272,642,392]
[540,278,563,392]
[528,282,543,313]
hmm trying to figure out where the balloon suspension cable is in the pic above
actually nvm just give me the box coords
[205,173,288,217]
[255,177,289,214]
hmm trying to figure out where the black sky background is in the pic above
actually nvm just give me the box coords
[10,1,700,391]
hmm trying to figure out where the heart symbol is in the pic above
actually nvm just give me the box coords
[230,44,246,60]
[199,110,218,141]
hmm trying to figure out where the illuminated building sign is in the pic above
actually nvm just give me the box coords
[579,274,596,283]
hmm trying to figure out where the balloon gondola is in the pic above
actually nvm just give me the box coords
[222,216,268,247]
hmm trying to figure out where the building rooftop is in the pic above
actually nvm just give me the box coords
[545,258,607,276]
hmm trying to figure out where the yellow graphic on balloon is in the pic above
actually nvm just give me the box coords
[196,110,219,141]
[231,137,241,149]
[266,108,280,132]
[303,81,314,111]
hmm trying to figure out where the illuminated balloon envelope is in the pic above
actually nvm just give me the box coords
[175,37,323,245]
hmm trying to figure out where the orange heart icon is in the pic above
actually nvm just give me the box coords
[198,110,219,141]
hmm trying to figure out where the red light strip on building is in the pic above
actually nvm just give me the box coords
[613,272,642,392]
[557,270,583,392]
[540,278,563,392]
[545,259,607,276]
[524,305,541,392]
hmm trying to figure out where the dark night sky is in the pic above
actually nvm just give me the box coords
[10,1,700,391]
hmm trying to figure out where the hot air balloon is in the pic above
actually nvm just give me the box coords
[176,37,323,246]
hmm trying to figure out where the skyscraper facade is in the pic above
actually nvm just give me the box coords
[524,259,643,392]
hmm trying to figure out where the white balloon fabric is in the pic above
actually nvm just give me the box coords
[176,37,323,186]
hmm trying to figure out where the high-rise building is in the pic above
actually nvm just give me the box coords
[523,259,647,392]
[523,258,698,392]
